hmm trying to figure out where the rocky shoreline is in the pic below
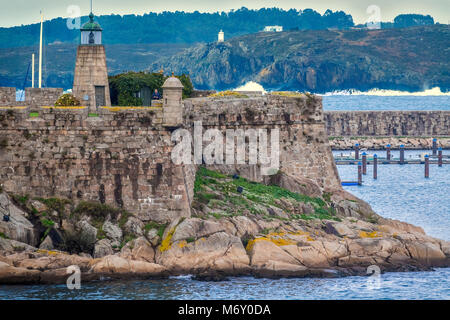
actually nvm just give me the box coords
[1,169,449,285]
[329,136,450,150]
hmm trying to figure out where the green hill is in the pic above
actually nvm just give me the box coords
[0,8,354,48]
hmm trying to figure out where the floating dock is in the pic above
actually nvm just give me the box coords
[341,181,361,186]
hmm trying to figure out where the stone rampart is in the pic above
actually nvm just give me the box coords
[324,111,450,137]
[0,95,340,222]
[0,87,63,108]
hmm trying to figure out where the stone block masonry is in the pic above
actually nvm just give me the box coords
[0,87,17,106]
[328,136,450,150]
[0,95,340,222]
[183,95,341,191]
[0,87,63,107]
[25,88,63,107]
[324,111,450,137]
[0,107,191,223]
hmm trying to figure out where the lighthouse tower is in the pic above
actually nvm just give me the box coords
[218,30,224,42]
[73,11,111,111]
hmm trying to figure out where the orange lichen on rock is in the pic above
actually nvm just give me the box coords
[36,249,61,256]
[359,231,383,238]
[246,233,297,251]
[160,227,176,252]
[178,240,188,249]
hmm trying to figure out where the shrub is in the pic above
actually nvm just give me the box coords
[12,194,28,206]
[58,230,95,254]
[270,91,305,97]
[37,197,71,216]
[144,222,167,238]
[109,71,194,106]
[54,93,81,107]
[72,201,122,225]
[40,218,55,228]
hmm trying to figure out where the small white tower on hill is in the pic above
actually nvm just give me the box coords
[218,30,224,42]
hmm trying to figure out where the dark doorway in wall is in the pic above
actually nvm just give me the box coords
[140,86,151,106]
[95,86,105,107]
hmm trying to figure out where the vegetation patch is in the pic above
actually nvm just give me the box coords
[208,90,248,99]
[270,91,305,97]
[12,194,29,207]
[72,201,133,233]
[36,197,72,217]
[97,227,107,240]
[54,93,81,107]
[109,71,193,105]
[192,166,339,221]
[73,201,120,223]
[120,234,137,249]
[144,221,167,239]
[40,218,55,228]
[186,237,195,243]
[159,227,176,252]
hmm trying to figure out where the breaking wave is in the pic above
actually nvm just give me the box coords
[233,83,449,96]
[234,81,267,93]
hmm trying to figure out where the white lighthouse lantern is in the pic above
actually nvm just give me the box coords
[80,12,102,45]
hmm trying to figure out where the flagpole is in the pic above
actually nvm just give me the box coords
[38,11,43,88]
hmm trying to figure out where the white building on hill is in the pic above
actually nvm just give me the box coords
[263,26,283,32]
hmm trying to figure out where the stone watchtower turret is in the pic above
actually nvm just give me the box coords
[72,12,111,111]
[162,75,184,127]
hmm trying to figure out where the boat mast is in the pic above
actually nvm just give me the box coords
[38,11,43,88]
[32,54,35,88]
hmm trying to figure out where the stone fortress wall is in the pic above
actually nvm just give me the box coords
[2,87,448,138]
[324,110,450,149]
[0,92,340,222]
[0,106,192,223]
[324,111,449,137]
[0,87,63,107]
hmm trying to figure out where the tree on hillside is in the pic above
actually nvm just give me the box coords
[394,14,434,28]
[108,72,193,106]
[0,7,356,48]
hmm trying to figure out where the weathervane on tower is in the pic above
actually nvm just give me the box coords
[80,0,102,45]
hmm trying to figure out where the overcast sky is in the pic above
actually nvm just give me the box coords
[0,0,449,27]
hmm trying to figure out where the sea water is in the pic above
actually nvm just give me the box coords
[323,95,450,111]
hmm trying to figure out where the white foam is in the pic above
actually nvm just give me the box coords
[234,81,267,93]
[321,87,450,96]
